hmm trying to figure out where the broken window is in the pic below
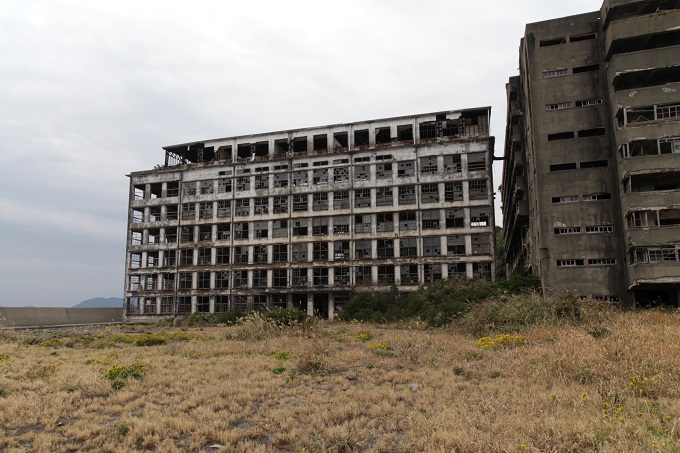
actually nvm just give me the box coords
[467,153,486,172]
[583,193,611,201]
[216,223,230,241]
[183,182,197,196]
[274,139,289,157]
[254,197,268,215]
[422,210,440,229]
[376,212,394,232]
[397,161,415,178]
[398,186,416,205]
[355,266,372,285]
[397,124,413,142]
[215,271,230,289]
[216,247,230,265]
[469,180,488,200]
[313,242,329,261]
[166,181,179,197]
[273,195,288,214]
[217,178,232,194]
[273,269,288,287]
[552,195,579,204]
[313,193,329,211]
[471,234,492,254]
[355,165,370,181]
[235,177,250,192]
[445,208,465,228]
[419,121,437,139]
[179,250,194,266]
[293,170,308,187]
[355,240,372,259]
[234,246,249,264]
[399,211,417,231]
[443,155,462,173]
[377,239,394,258]
[292,268,308,287]
[443,182,463,202]
[178,272,193,289]
[313,134,328,152]
[312,217,329,235]
[237,143,252,160]
[163,250,176,267]
[333,166,349,183]
[293,194,308,212]
[422,237,441,256]
[424,264,442,284]
[557,259,585,267]
[197,272,210,290]
[165,205,178,221]
[421,183,439,203]
[375,187,393,206]
[399,238,417,257]
[377,265,395,284]
[235,199,250,216]
[254,221,268,239]
[354,129,369,147]
[420,156,438,174]
[442,119,459,136]
[199,202,213,220]
[164,228,177,244]
[292,220,309,236]
[233,271,248,288]
[376,163,392,180]
[254,175,269,190]
[447,235,466,255]
[146,252,159,268]
[625,171,680,192]
[254,142,269,159]
[200,181,214,195]
[334,267,350,286]
[334,241,350,260]
[333,132,348,149]
[355,189,371,208]
[272,244,288,262]
[129,275,141,291]
[311,268,328,286]
[332,216,350,235]
[132,209,144,224]
[197,248,211,265]
[180,227,193,243]
[472,262,492,280]
[273,173,289,189]
[545,102,573,111]
[233,222,249,240]
[401,264,418,285]
[272,220,288,238]
[470,207,490,227]
[148,207,161,223]
[333,191,350,210]
[313,169,328,185]
[160,296,174,314]
[449,262,466,279]
[355,214,372,233]
[252,269,267,287]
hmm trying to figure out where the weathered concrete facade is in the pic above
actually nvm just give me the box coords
[503,0,680,306]
[125,109,495,321]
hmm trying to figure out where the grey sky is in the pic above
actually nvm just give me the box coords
[0,0,598,307]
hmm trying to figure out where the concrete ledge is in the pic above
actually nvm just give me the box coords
[0,308,123,328]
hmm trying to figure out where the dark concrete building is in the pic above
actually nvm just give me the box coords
[502,0,680,306]
[124,109,496,321]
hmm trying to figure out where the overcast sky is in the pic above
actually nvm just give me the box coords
[0,0,599,307]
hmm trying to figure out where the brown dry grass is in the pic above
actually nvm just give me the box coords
[1,310,680,452]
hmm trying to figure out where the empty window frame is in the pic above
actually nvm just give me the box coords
[398,186,416,205]
[376,187,393,206]
[313,134,328,152]
[272,219,288,238]
[198,202,213,220]
[471,234,491,254]
[585,225,613,233]
[548,131,575,141]
[233,246,249,264]
[543,68,568,78]
[376,239,394,258]
[252,269,267,288]
[254,221,268,239]
[375,127,391,144]
[200,181,214,195]
[234,199,250,216]
[444,181,464,202]
[233,222,249,240]
[354,129,369,147]
[160,296,174,314]
[557,259,585,267]
[235,177,250,192]
[273,173,289,189]
[182,182,197,196]
[292,137,308,153]
[580,160,608,169]
[540,37,566,47]
[293,194,308,212]
[422,210,440,229]
[550,163,578,172]
[180,227,194,243]
[181,203,196,221]
[377,265,395,284]
[467,153,486,171]
[273,195,288,214]
[354,189,371,208]
[215,270,230,289]
[554,227,582,235]
[149,207,161,223]
[232,270,248,288]
[583,193,611,201]
[448,262,467,279]
[397,161,415,178]
[292,243,308,262]
[397,124,413,142]
[333,191,350,210]
[165,205,179,221]
[179,249,194,266]
[333,166,350,183]
[573,64,599,74]
[216,247,230,264]
[166,181,180,197]
[163,250,176,267]
[334,267,350,286]
[354,240,372,259]
[334,241,350,260]
[445,208,465,228]
[576,98,602,107]
[355,266,372,285]
[197,248,211,265]
[313,242,329,261]
[333,132,349,149]
[355,164,370,181]
[578,127,606,138]
[254,197,268,215]
[178,272,193,290]
[146,252,159,267]
[313,169,328,185]
[332,216,350,235]
[197,271,210,289]
[292,171,308,187]
[312,268,329,286]
[470,207,489,227]
[399,238,418,257]
[552,195,579,204]
[472,262,492,280]
[272,269,288,287]
[312,193,329,211]
[254,175,269,190]
[272,244,288,262]
[401,264,418,285]
[419,121,437,139]
[421,184,439,203]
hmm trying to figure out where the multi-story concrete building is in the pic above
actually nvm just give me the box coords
[124,108,496,321]
[502,0,680,307]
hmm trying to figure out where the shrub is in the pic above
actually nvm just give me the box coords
[106,363,147,389]
[477,334,526,349]
[256,307,308,326]
[212,310,243,325]
[495,275,542,294]
[354,332,373,342]
[133,334,167,346]
[182,312,211,327]
[26,362,60,380]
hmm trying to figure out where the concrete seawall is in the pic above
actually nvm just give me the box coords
[0,308,123,328]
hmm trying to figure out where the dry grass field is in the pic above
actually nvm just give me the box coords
[1,308,680,452]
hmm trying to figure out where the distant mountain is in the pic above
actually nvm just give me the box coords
[72,297,124,308]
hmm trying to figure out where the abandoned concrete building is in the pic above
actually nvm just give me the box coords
[502,0,680,306]
[124,108,496,321]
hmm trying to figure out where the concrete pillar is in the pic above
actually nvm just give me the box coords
[306,293,314,316]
